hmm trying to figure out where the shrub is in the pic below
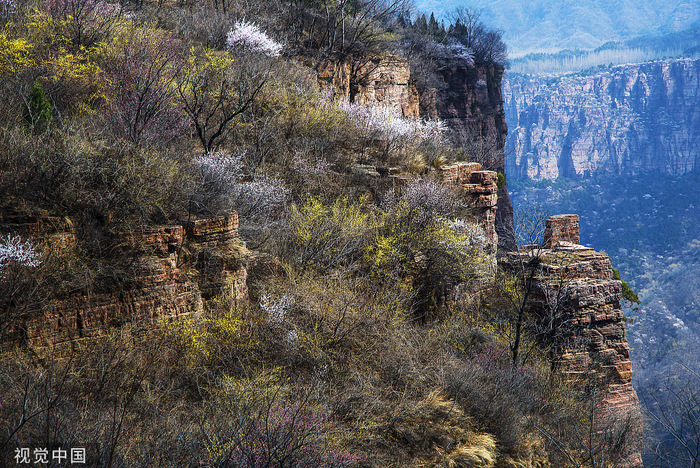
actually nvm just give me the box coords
[340,101,446,161]
[286,195,377,273]
[44,0,122,49]
[23,81,52,132]
[102,25,188,145]
[369,179,490,319]
[190,149,290,238]
[200,374,361,468]
[0,234,42,273]
[226,20,283,57]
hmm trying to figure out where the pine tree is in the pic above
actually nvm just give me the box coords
[24,81,52,133]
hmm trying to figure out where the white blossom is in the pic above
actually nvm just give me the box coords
[447,219,489,247]
[0,234,42,276]
[193,149,245,195]
[260,294,295,326]
[236,175,290,222]
[340,102,445,144]
[450,42,475,66]
[226,20,283,57]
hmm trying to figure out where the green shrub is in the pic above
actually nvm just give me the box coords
[23,81,52,132]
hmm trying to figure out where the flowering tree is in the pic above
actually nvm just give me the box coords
[0,234,42,343]
[0,0,17,25]
[226,20,283,57]
[340,102,446,160]
[369,179,491,319]
[448,7,508,67]
[0,234,42,274]
[191,150,290,242]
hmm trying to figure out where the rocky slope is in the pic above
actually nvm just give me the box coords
[504,58,700,180]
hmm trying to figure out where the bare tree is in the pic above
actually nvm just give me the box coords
[177,49,269,153]
[448,7,508,67]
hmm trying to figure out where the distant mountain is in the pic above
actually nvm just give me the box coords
[504,59,700,180]
[414,0,700,56]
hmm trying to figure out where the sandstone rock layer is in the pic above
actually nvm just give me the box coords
[504,215,643,467]
[1,212,248,355]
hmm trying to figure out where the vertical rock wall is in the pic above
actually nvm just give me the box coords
[1,212,248,354]
[504,215,643,467]
[505,58,700,180]
[316,55,420,117]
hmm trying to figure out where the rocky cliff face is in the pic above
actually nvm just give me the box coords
[504,58,700,180]
[428,63,515,251]
[1,212,248,355]
[428,63,509,171]
[504,215,643,467]
[317,55,420,117]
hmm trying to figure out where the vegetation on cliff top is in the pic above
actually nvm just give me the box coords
[0,0,639,466]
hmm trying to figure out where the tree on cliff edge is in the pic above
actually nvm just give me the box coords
[448,7,508,67]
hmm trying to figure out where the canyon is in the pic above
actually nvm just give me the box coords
[504,58,700,180]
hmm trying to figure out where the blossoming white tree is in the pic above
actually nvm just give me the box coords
[0,234,42,342]
[339,102,446,160]
[191,150,290,243]
[0,234,42,275]
[226,20,283,57]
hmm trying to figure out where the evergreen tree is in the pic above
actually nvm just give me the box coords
[24,81,52,133]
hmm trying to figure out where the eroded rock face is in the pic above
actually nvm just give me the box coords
[428,64,509,169]
[505,58,700,180]
[1,212,248,354]
[439,162,499,250]
[504,216,643,467]
[317,55,420,117]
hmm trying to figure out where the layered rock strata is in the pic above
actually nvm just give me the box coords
[1,212,248,354]
[505,58,700,180]
[503,215,643,467]
[439,162,499,251]
[429,63,514,252]
[317,55,420,117]
[427,64,509,164]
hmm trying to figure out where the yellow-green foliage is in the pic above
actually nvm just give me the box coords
[45,44,107,113]
[289,194,379,271]
[366,200,488,281]
[0,31,35,75]
[161,316,211,364]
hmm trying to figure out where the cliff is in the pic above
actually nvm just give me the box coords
[428,63,515,251]
[504,215,643,467]
[504,58,700,180]
[316,55,420,117]
[427,63,509,170]
[1,211,248,355]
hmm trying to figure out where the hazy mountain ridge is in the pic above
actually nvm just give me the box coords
[414,0,700,55]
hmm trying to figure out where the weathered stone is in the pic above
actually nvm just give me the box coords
[439,162,499,248]
[427,64,508,171]
[1,212,249,354]
[317,55,419,117]
[543,214,580,247]
[503,215,643,467]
